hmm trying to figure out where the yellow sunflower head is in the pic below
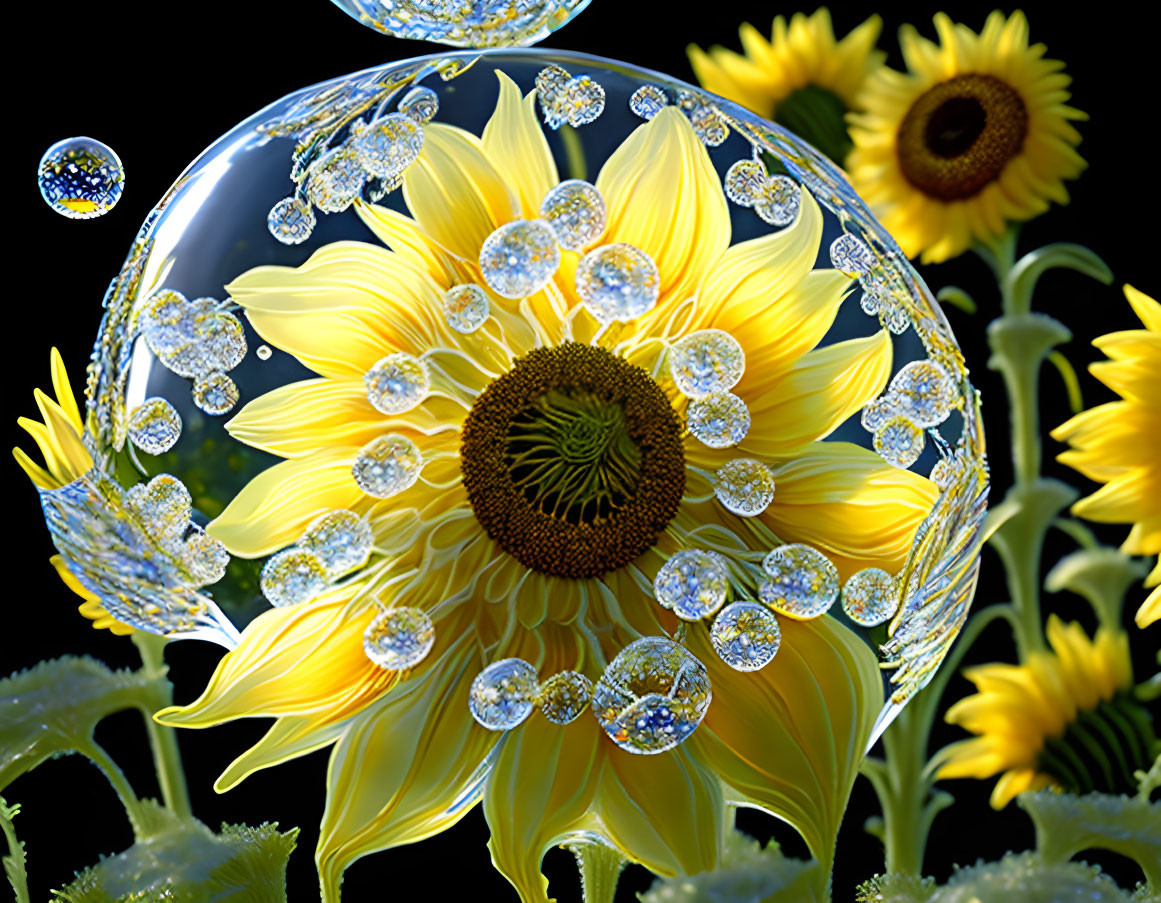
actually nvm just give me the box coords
[1052,285,1161,629]
[847,11,1087,263]
[937,616,1151,808]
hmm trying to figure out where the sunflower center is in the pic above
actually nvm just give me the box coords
[461,343,685,579]
[896,74,1028,201]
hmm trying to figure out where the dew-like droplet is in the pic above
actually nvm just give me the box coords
[299,509,373,576]
[669,329,745,398]
[539,179,606,251]
[192,371,239,415]
[442,284,490,333]
[575,242,659,324]
[535,65,572,129]
[127,398,182,455]
[714,458,775,516]
[653,549,730,621]
[260,548,330,607]
[724,159,766,208]
[364,352,429,415]
[689,103,728,146]
[139,288,189,356]
[874,415,925,469]
[479,219,561,299]
[306,147,367,214]
[352,434,423,498]
[398,85,439,123]
[38,137,124,219]
[537,670,593,725]
[686,392,750,448]
[363,607,435,669]
[469,658,539,730]
[563,74,605,127]
[842,567,900,627]
[354,113,424,179]
[759,543,839,619]
[629,84,669,120]
[267,196,316,245]
[710,601,781,671]
[591,637,711,755]
[123,474,193,540]
[829,233,876,275]
[860,393,901,432]
[256,344,272,361]
[890,360,956,428]
[755,175,800,226]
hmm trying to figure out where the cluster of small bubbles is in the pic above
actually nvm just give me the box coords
[759,543,839,619]
[363,607,435,670]
[256,344,272,361]
[874,415,926,469]
[669,330,745,397]
[138,290,247,396]
[536,670,593,725]
[479,219,561,298]
[124,474,192,540]
[299,509,373,577]
[724,160,767,207]
[755,175,801,227]
[267,196,316,245]
[442,284,490,333]
[688,103,728,146]
[714,459,775,516]
[536,65,606,129]
[629,84,669,120]
[398,85,439,123]
[829,233,876,276]
[127,398,182,456]
[365,352,429,415]
[929,456,957,490]
[535,65,571,129]
[575,242,660,324]
[710,601,781,671]
[859,280,889,316]
[686,392,750,448]
[890,360,956,428]
[352,434,423,498]
[539,180,606,251]
[591,637,711,754]
[184,526,232,585]
[193,371,240,416]
[260,548,330,607]
[306,147,366,214]
[354,113,425,179]
[653,549,730,620]
[38,137,124,219]
[860,394,902,432]
[842,568,899,627]
[469,658,540,730]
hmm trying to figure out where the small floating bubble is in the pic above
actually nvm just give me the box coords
[860,394,901,432]
[537,670,593,725]
[193,371,240,415]
[355,113,424,179]
[256,344,272,360]
[261,548,330,608]
[883,301,911,335]
[760,543,839,619]
[669,329,745,398]
[829,233,876,276]
[300,509,373,576]
[591,637,711,755]
[711,601,781,671]
[629,85,669,120]
[653,549,730,621]
[714,458,775,516]
[686,392,750,448]
[364,352,429,415]
[123,474,192,540]
[575,242,659,324]
[890,360,956,428]
[398,85,439,123]
[842,568,900,627]
[267,196,316,245]
[539,179,606,251]
[352,434,423,498]
[563,74,605,127]
[479,219,561,299]
[363,607,435,670]
[675,89,698,111]
[307,147,367,214]
[689,103,728,146]
[874,415,925,469]
[469,658,539,730]
[535,65,572,129]
[755,176,800,226]
[860,281,888,316]
[724,159,766,208]
[38,137,124,219]
[127,398,182,455]
[442,284,490,333]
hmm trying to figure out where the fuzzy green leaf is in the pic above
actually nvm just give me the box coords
[1,796,31,903]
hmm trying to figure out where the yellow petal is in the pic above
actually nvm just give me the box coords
[482,71,559,217]
[1137,581,1160,628]
[49,347,83,433]
[1124,284,1161,333]
[215,716,346,792]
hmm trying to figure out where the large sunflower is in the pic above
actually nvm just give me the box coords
[687,8,883,163]
[1052,285,1161,629]
[937,617,1151,808]
[847,11,1086,263]
[157,73,938,899]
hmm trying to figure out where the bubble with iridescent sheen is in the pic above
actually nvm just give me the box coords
[352,434,423,498]
[874,416,925,469]
[363,607,435,669]
[127,398,182,455]
[261,548,330,607]
[193,371,240,415]
[711,601,781,671]
[842,568,899,627]
[669,330,745,398]
[689,103,728,146]
[306,147,366,213]
[267,196,315,245]
[442,284,490,333]
[469,658,539,730]
[756,176,800,226]
[365,352,429,415]
[536,670,593,724]
[575,242,659,324]
[860,394,901,432]
[355,113,424,179]
[539,180,605,251]
[760,543,839,619]
[563,75,605,126]
[38,137,124,219]
[300,509,373,576]
[629,84,668,120]
[479,219,561,298]
[686,392,750,448]
[653,549,730,620]
[724,159,766,207]
[714,459,775,516]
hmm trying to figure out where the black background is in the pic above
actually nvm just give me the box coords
[5,1,1156,900]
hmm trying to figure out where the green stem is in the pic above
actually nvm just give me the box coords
[79,741,147,839]
[568,840,625,903]
[132,633,192,818]
[559,125,587,181]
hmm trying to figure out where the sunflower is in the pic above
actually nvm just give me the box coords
[13,349,134,635]
[938,616,1153,808]
[688,8,883,163]
[156,72,939,899]
[847,11,1086,264]
[1052,285,1161,629]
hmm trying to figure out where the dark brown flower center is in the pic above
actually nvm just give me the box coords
[896,74,1028,201]
[460,343,684,579]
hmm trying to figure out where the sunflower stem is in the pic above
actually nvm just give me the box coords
[568,840,625,903]
[132,633,192,819]
[78,740,148,839]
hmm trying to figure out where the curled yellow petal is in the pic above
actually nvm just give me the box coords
[482,71,559,217]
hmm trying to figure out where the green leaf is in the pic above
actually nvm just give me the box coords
[936,285,978,314]
[1005,243,1113,314]
[855,873,935,903]
[1045,547,1150,630]
[1,796,31,903]
[51,802,298,903]
[0,657,166,791]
